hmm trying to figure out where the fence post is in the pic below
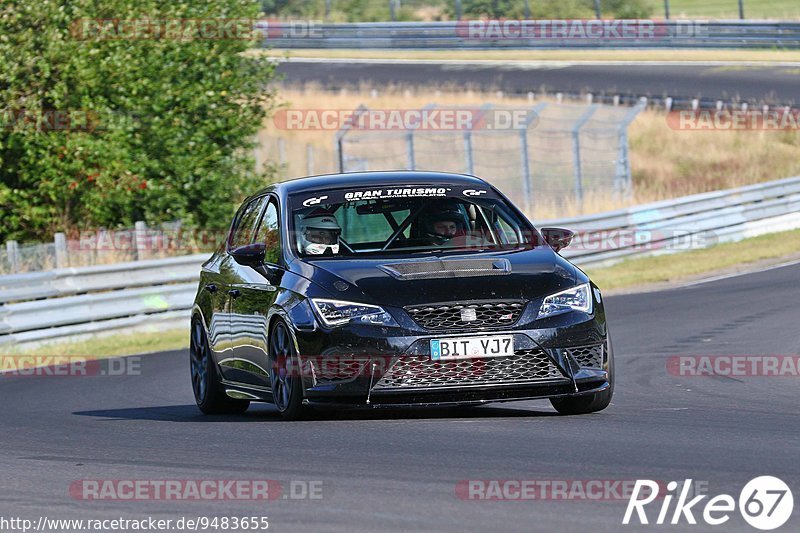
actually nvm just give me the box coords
[519,130,531,215]
[336,137,345,173]
[520,102,548,218]
[463,132,473,174]
[54,232,68,269]
[463,103,491,176]
[571,105,598,211]
[593,0,601,19]
[738,0,744,19]
[406,131,416,170]
[6,240,19,273]
[306,143,315,175]
[454,0,462,20]
[335,104,368,173]
[135,220,148,261]
[616,98,647,196]
[664,0,670,19]
[277,138,286,167]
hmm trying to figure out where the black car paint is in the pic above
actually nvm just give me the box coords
[192,171,612,408]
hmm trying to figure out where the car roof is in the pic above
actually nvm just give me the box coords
[257,171,491,198]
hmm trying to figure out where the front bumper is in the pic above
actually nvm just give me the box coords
[306,379,611,409]
[291,301,611,407]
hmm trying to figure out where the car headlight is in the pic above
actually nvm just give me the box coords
[310,298,398,327]
[537,283,593,319]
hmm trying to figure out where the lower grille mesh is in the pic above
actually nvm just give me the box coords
[566,344,605,369]
[373,348,564,390]
[308,358,367,385]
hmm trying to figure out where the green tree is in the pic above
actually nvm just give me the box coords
[0,0,277,242]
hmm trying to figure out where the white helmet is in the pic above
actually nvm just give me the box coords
[298,215,341,255]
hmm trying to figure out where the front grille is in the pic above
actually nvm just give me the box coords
[373,348,564,390]
[405,300,526,331]
[566,344,605,369]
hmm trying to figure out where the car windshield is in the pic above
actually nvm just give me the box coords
[290,185,535,258]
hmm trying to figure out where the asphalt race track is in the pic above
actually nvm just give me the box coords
[277,59,800,106]
[1,263,799,532]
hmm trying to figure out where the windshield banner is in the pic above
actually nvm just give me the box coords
[292,185,501,209]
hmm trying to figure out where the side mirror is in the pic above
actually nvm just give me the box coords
[540,227,574,253]
[229,243,266,266]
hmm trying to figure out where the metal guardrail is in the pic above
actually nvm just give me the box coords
[0,254,205,304]
[547,175,800,267]
[2,176,800,345]
[0,256,206,346]
[260,20,800,49]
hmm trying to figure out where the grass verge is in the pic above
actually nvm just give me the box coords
[585,227,800,291]
[263,48,800,63]
[0,328,188,358]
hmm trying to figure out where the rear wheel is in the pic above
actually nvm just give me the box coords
[190,317,250,415]
[269,320,309,421]
[550,336,614,415]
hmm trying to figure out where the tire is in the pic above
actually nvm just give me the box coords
[269,319,309,421]
[190,317,250,415]
[550,336,615,415]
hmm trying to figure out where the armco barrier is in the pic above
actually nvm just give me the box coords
[258,20,800,49]
[2,176,800,345]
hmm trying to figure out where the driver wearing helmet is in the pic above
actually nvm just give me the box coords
[297,214,341,255]
[422,203,467,245]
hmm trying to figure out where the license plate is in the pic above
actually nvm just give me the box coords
[430,335,514,361]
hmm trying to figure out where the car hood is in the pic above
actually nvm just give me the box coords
[292,247,578,308]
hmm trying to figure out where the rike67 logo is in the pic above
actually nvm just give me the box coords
[624,477,793,530]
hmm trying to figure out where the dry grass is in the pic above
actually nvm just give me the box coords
[629,114,800,201]
[258,86,800,219]
[0,329,187,358]
[586,227,800,291]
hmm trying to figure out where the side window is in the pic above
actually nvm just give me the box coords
[255,199,281,264]
[230,197,266,249]
[496,216,520,245]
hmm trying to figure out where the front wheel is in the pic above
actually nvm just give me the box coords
[269,320,309,421]
[190,317,250,415]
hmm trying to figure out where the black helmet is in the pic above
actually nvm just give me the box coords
[421,203,467,243]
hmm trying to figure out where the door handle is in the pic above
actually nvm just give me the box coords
[228,289,241,298]
[205,284,217,293]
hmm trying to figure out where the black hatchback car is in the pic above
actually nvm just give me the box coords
[190,171,613,419]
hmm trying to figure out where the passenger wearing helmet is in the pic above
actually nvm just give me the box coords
[422,203,468,245]
[297,215,341,255]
